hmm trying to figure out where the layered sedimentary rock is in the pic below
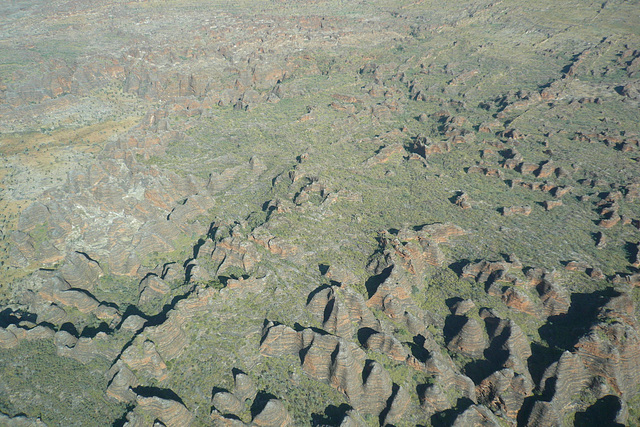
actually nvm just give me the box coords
[0,327,19,349]
[211,224,263,276]
[59,251,103,291]
[133,395,194,427]
[306,285,360,338]
[525,401,562,427]
[138,274,171,306]
[107,362,139,403]
[574,292,640,398]
[121,338,168,381]
[251,399,292,427]
[446,316,487,358]
[212,391,244,416]
[365,223,464,323]
[419,383,452,416]
[536,280,570,317]
[145,315,188,361]
[501,206,532,216]
[363,331,408,362]
[233,371,257,403]
[451,404,502,426]
[476,369,533,420]
[259,322,411,420]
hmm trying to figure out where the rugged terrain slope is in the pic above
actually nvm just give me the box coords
[1,0,640,425]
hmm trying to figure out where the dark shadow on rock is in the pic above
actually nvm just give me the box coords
[463,359,498,385]
[112,403,135,427]
[259,319,280,347]
[527,343,562,389]
[445,297,464,311]
[379,383,400,426]
[574,395,625,427]
[80,322,111,338]
[74,250,101,265]
[250,392,278,418]
[211,386,229,400]
[538,288,617,350]
[132,386,186,406]
[206,222,218,240]
[306,284,331,305]
[232,367,247,378]
[448,191,464,205]
[294,322,327,336]
[362,359,376,384]
[210,386,245,419]
[443,315,467,345]
[110,287,196,369]
[430,397,474,427]
[624,241,638,268]
[416,383,429,400]
[365,265,393,299]
[0,308,36,328]
[117,305,148,328]
[323,298,335,324]
[193,238,207,259]
[144,285,197,329]
[357,327,377,347]
[160,262,177,280]
[298,346,310,365]
[311,403,353,426]
[183,259,195,282]
[516,395,542,426]
[560,53,582,74]
[407,334,430,363]
[318,264,330,275]
[60,322,79,336]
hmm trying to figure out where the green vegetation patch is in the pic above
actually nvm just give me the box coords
[0,339,126,426]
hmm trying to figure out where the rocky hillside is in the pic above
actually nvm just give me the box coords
[1,0,639,425]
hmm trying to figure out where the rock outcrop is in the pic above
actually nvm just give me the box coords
[134,395,194,427]
[259,322,412,420]
[251,399,292,427]
[446,316,487,358]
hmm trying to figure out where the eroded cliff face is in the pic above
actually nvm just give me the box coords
[1,0,640,425]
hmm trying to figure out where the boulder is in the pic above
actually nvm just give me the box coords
[234,371,257,402]
[212,391,244,416]
[0,327,19,349]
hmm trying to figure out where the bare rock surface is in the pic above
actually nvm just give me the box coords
[0,1,639,426]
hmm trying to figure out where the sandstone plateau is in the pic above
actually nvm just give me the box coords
[0,0,639,426]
